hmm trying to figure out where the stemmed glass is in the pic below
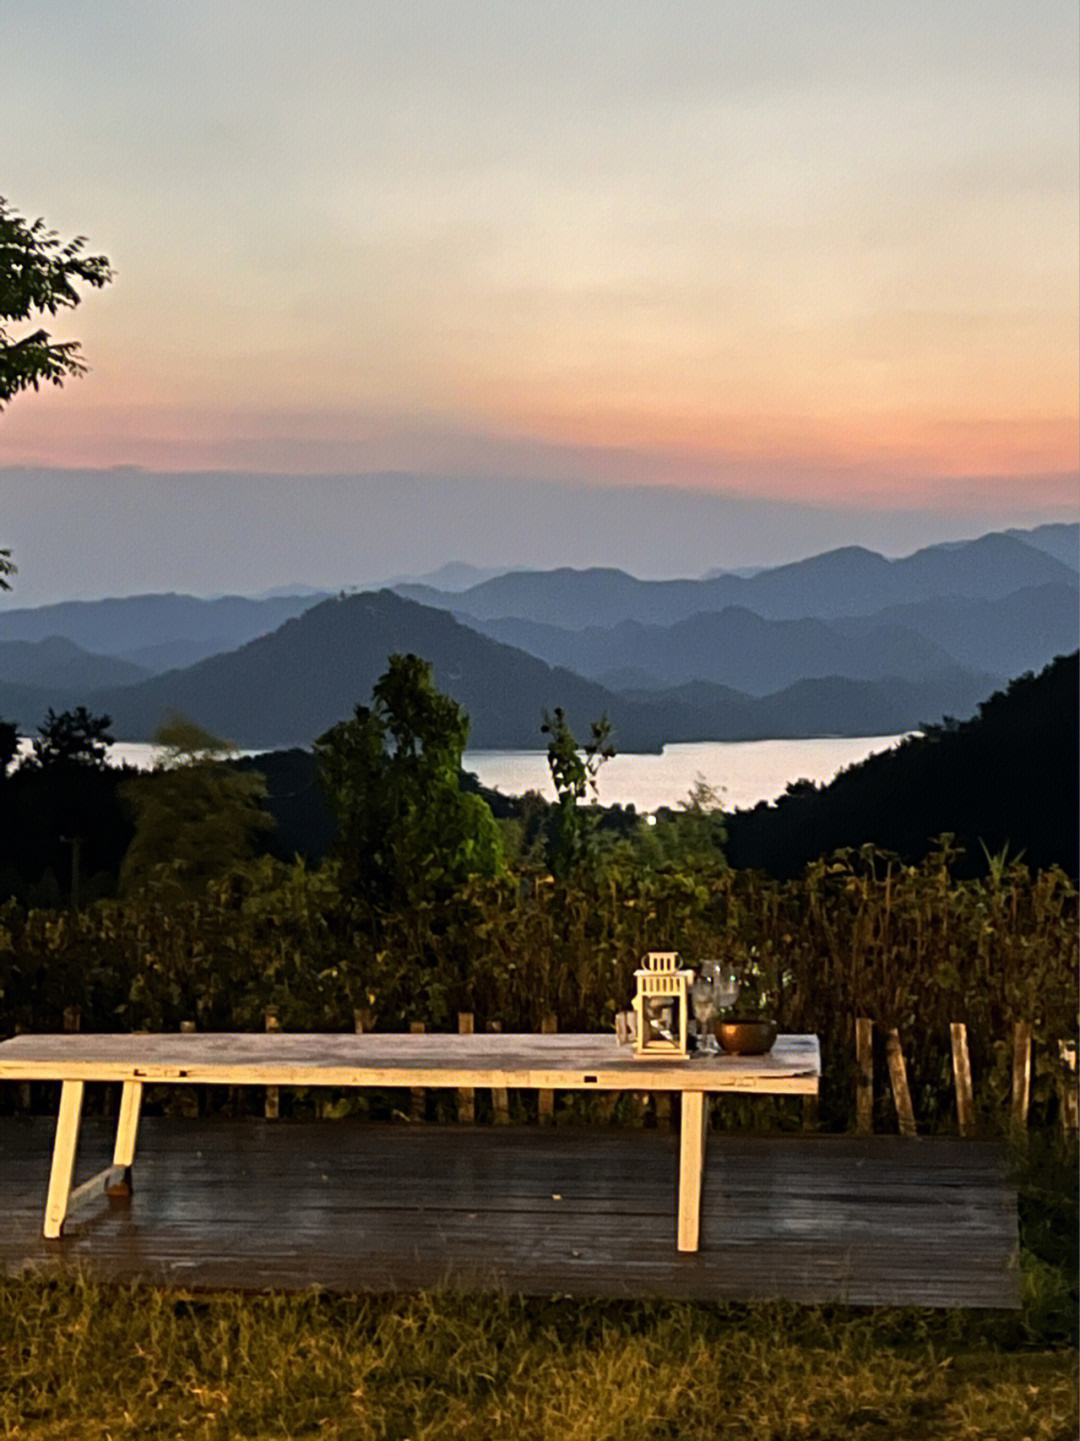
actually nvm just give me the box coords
[691,961,740,1054]
[711,965,740,1011]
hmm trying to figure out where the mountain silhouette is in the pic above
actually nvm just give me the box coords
[7,589,994,751]
[471,606,982,694]
[79,591,668,750]
[0,636,147,690]
[724,652,1079,878]
[832,584,1079,679]
[398,530,1077,628]
[0,591,324,664]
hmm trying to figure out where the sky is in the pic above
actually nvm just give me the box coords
[1,1,1077,605]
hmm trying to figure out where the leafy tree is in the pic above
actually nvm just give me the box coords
[314,654,502,908]
[638,775,728,871]
[119,715,274,898]
[2,708,128,905]
[540,707,614,878]
[23,706,114,770]
[0,196,113,411]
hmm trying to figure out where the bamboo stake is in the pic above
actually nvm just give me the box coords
[1060,1042,1078,1137]
[1011,1021,1032,1130]
[855,1017,874,1135]
[488,1021,510,1124]
[179,1021,199,1118]
[886,1028,917,1138]
[409,1021,426,1121]
[538,1014,557,1123]
[264,1010,280,1119]
[457,1013,475,1122]
[950,1022,976,1137]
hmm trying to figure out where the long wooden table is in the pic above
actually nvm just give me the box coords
[0,1031,820,1251]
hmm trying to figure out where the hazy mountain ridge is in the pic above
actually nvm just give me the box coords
[0,589,1004,751]
[471,607,977,694]
[622,670,998,743]
[0,636,148,690]
[397,529,1078,629]
[831,584,1080,680]
[1001,522,1078,570]
[70,591,669,751]
[0,525,1074,748]
[0,591,325,658]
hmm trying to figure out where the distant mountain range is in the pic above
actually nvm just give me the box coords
[396,525,1078,628]
[471,607,980,693]
[0,636,146,690]
[0,592,318,672]
[0,524,1074,750]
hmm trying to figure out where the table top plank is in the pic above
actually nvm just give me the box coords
[0,1031,820,1092]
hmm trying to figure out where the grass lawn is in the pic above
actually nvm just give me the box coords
[1,1138,1074,1439]
[0,1272,1076,1441]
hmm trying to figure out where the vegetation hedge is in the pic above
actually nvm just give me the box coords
[0,845,1075,1133]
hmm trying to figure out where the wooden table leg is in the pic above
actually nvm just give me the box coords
[107,1080,143,1197]
[677,1090,709,1252]
[44,1081,85,1239]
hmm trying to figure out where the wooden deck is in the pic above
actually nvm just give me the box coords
[0,1116,1020,1308]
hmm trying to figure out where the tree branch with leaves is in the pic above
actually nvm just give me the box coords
[0,196,113,411]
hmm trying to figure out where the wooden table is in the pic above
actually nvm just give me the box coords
[0,1031,820,1251]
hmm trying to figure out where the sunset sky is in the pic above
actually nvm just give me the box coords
[1,1,1077,603]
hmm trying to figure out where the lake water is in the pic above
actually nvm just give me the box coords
[26,734,908,813]
[462,736,908,812]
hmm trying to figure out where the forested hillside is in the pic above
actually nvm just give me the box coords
[724,652,1079,878]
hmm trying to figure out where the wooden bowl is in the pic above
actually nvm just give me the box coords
[714,1019,778,1055]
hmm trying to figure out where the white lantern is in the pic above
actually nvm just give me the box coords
[631,951,694,1059]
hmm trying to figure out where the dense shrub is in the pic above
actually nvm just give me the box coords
[0,846,1075,1133]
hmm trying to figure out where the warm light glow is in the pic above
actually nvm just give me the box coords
[0,2,1075,522]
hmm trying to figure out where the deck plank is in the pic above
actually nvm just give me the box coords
[0,1117,1019,1308]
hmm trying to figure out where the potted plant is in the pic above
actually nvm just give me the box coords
[714,949,778,1055]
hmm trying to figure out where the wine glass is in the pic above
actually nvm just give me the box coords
[710,965,740,1012]
[691,974,718,1053]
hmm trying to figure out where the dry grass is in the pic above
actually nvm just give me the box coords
[1,1276,1076,1441]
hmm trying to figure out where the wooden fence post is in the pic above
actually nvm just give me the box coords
[886,1029,917,1138]
[1060,1042,1078,1137]
[1012,1021,1032,1131]
[457,1013,475,1122]
[264,1010,280,1119]
[409,1021,426,1122]
[179,1020,199,1118]
[488,1021,510,1124]
[855,1018,874,1135]
[538,1014,557,1124]
[950,1022,976,1138]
